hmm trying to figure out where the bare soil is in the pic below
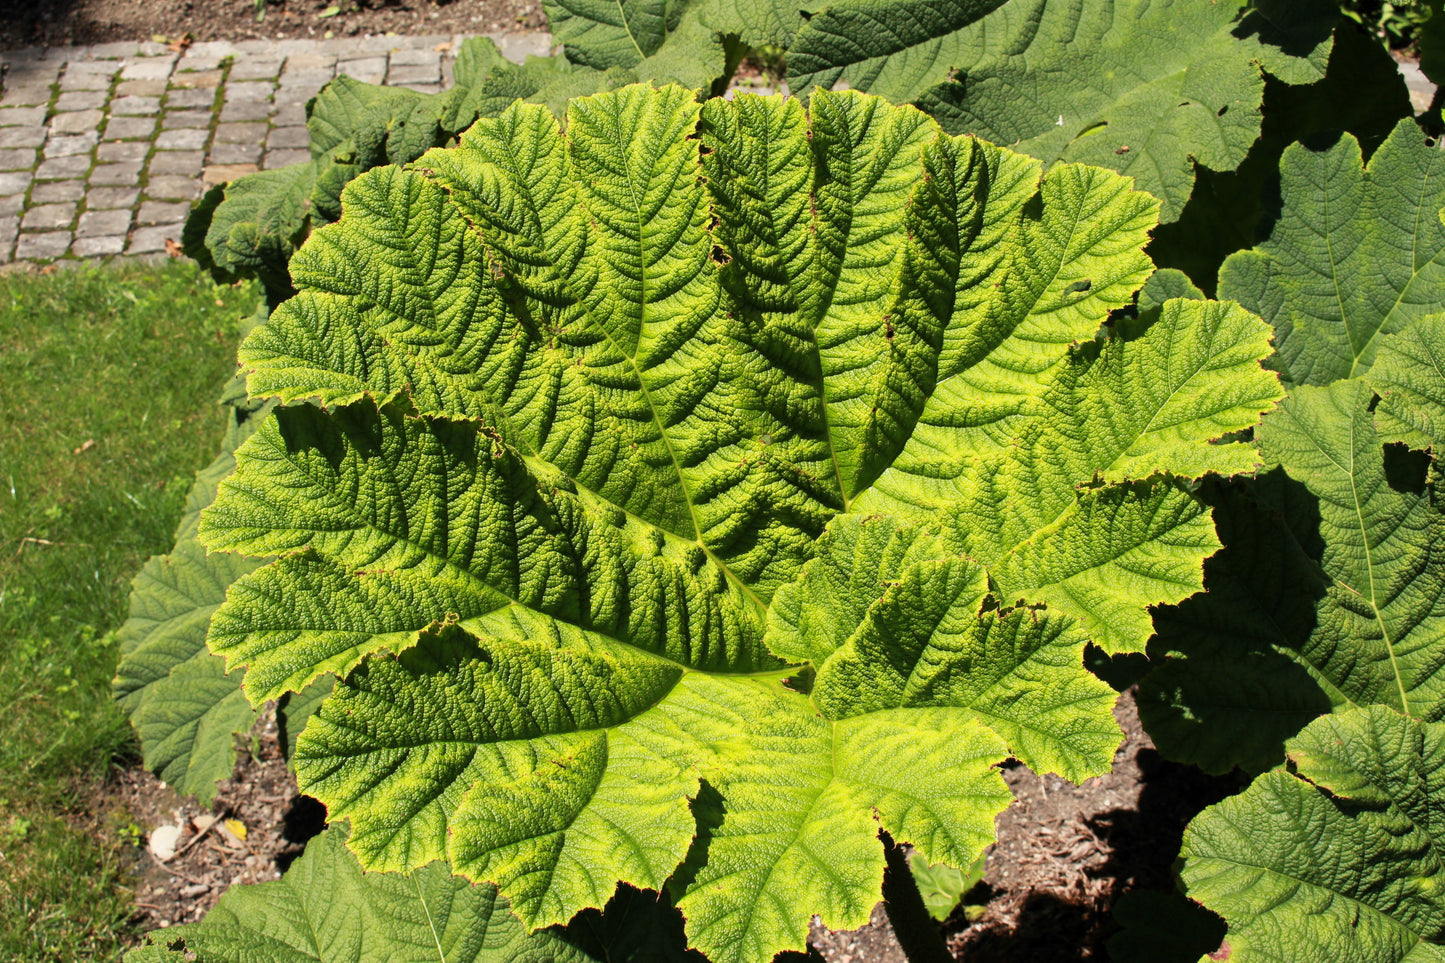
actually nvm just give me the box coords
[87,687,1234,958]
[86,709,322,933]
[0,0,546,51]
[811,688,1239,962]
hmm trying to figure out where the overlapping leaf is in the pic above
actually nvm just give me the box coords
[1140,122,1445,774]
[203,86,1281,962]
[542,0,723,88]
[785,0,1336,222]
[1219,120,1445,387]
[126,825,696,962]
[1178,707,1445,962]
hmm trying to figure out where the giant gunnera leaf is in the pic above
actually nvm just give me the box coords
[1177,706,1445,962]
[113,395,332,803]
[197,85,1281,963]
[1138,121,1445,775]
[782,0,1337,222]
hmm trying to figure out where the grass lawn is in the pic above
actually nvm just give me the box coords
[0,261,255,961]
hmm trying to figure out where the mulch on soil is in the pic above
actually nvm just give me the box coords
[812,689,1238,962]
[92,710,321,933]
[0,0,545,51]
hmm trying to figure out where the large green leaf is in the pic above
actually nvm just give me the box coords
[1219,120,1445,387]
[541,0,724,89]
[1178,706,1445,962]
[113,415,267,803]
[1141,378,1445,773]
[786,0,1336,222]
[1140,121,1445,774]
[1149,20,1413,293]
[126,825,695,962]
[201,85,1281,963]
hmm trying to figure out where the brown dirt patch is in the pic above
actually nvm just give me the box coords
[809,688,1239,962]
[87,710,323,935]
[0,0,546,51]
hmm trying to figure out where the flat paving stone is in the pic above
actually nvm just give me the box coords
[389,49,441,67]
[387,64,440,85]
[156,128,210,150]
[279,68,334,88]
[97,141,149,163]
[171,70,222,89]
[273,86,318,105]
[0,148,36,170]
[284,53,337,71]
[230,58,285,81]
[55,91,107,111]
[220,100,273,122]
[0,107,48,127]
[2,87,57,108]
[72,234,127,257]
[36,156,90,179]
[0,171,34,194]
[117,79,170,98]
[59,72,114,91]
[88,161,142,184]
[104,115,157,139]
[271,103,306,126]
[149,150,205,175]
[137,200,190,225]
[110,95,161,115]
[166,87,217,109]
[0,217,18,260]
[127,222,184,253]
[214,122,266,144]
[86,186,139,208]
[52,109,105,134]
[263,148,311,169]
[77,208,132,237]
[209,143,262,165]
[184,42,238,59]
[175,55,228,72]
[225,82,275,102]
[15,231,72,259]
[203,163,258,186]
[0,195,24,216]
[22,203,76,230]
[0,126,48,148]
[30,181,84,204]
[45,132,99,157]
[161,109,212,129]
[266,126,310,150]
[143,175,202,200]
[121,58,176,81]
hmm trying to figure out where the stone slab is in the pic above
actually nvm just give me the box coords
[105,115,157,139]
[15,231,72,259]
[143,175,203,200]
[88,161,142,185]
[209,143,262,165]
[72,234,127,257]
[77,208,132,237]
[29,180,84,204]
[87,186,139,209]
[22,203,76,230]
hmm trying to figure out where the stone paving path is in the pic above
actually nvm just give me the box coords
[0,32,550,263]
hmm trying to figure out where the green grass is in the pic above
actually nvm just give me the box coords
[0,261,255,961]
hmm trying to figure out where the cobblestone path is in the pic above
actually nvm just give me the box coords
[0,32,550,263]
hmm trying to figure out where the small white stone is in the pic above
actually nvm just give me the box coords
[148,823,182,861]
